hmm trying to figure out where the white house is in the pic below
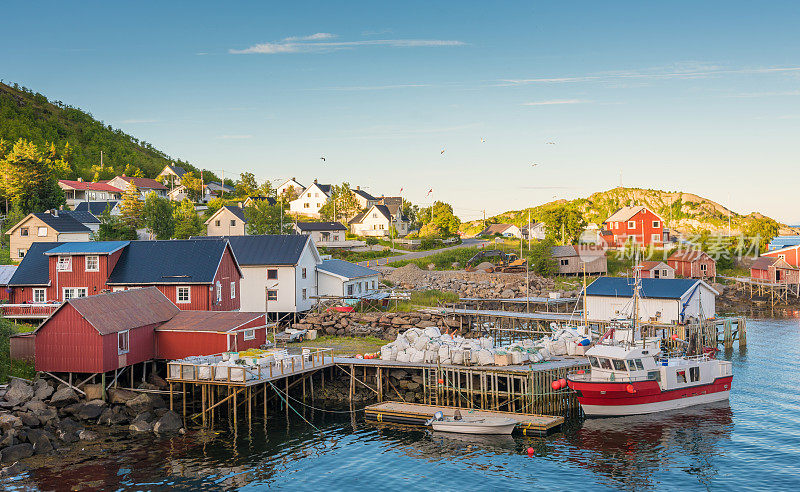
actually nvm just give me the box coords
[205,206,248,236]
[294,222,348,243]
[317,259,381,298]
[59,179,122,209]
[222,235,321,313]
[349,204,409,237]
[480,223,522,239]
[522,222,547,241]
[351,186,380,209]
[277,177,305,198]
[289,180,331,217]
[156,164,188,189]
[585,277,718,325]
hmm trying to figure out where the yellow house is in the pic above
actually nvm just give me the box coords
[205,206,248,236]
[5,211,92,260]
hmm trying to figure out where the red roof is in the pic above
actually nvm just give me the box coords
[638,260,667,270]
[668,250,711,263]
[115,176,168,190]
[59,180,123,192]
[155,311,266,333]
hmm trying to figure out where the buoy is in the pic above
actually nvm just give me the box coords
[527,447,534,457]
[438,378,444,385]
[577,370,585,375]
[551,380,561,390]
[356,354,364,359]
[671,334,679,340]
[626,384,636,394]
[558,378,567,389]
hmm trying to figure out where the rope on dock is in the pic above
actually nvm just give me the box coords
[267,381,323,433]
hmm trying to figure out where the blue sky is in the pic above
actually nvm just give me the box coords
[2,1,799,222]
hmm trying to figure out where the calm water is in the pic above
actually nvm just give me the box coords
[4,318,799,491]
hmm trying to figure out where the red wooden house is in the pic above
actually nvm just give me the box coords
[762,244,800,268]
[34,288,179,373]
[751,257,800,284]
[603,206,667,247]
[8,239,242,311]
[637,261,675,279]
[668,249,716,279]
[155,311,267,359]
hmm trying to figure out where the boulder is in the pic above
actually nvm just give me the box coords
[76,400,106,420]
[18,413,40,428]
[98,407,129,426]
[0,443,33,463]
[32,379,54,401]
[108,388,137,405]
[4,379,34,407]
[78,429,99,441]
[83,384,104,402]
[0,413,23,430]
[55,418,82,443]
[148,374,169,390]
[125,393,154,414]
[153,410,182,434]
[24,401,58,426]
[49,387,79,408]
[129,420,153,432]
[26,429,53,455]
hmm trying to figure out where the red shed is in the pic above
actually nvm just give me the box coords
[668,249,716,279]
[763,244,800,268]
[33,287,179,374]
[637,261,675,279]
[603,206,667,247]
[155,311,268,360]
[751,257,800,284]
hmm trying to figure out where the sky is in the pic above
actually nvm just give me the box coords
[2,1,799,222]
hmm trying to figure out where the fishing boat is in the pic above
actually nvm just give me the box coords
[426,411,517,435]
[566,267,733,417]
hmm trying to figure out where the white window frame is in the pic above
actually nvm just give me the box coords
[19,227,29,237]
[302,267,307,279]
[118,330,130,355]
[347,284,354,296]
[243,329,255,341]
[651,233,661,243]
[62,287,87,300]
[18,249,26,259]
[627,221,636,229]
[267,269,278,280]
[37,226,48,237]
[215,220,220,227]
[85,255,99,272]
[700,263,708,272]
[302,288,307,300]
[57,256,72,272]
[32,288,46,303]
[267,290,278,301]
[652,220,660,228]
[216,281,222,303]
[230,281,236,299]
[230,219,236,227]
[176,286,191,304]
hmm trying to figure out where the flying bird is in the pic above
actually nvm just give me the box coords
[320,156,326,162]
[546,141,556,145]
[531,163,539,167]
[480,138,486,143]
[426,189,433,197]
[440,148,445,155]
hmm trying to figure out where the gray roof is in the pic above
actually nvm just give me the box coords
[74,201,119,215]
[197,235,311,266]
[106,239,236,285]
[295,221,347,232]
[31,212,91,233]
[551,245,578,258]
[167,164,187,177]
[0,265,18,285]
[8,242,64,286]
[349,204,397,225]
[44,241,130,255]
[318,259,380,280]
[223,205,247,222]
[352,189,377,201]
[60,210,100,224]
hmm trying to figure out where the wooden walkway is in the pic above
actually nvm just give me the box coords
[365,401,564,436]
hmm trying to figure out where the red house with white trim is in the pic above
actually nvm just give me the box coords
[762,244,800,269]
[603,206,667,247]
[668,250,717,279]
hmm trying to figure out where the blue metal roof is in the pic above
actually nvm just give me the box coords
[768,235,800,251]
[586,277,703,299]
[318,259,380,280]
[8,242,64,286]
[44,241,130,255]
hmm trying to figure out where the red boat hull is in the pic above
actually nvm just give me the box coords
[567,376,733,416]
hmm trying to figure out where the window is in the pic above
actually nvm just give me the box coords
[635,359,644,370]
[700,263,708,272]
[18,249,26,259]
[304,203,310,208]
[560,259,569,266]
[599,358,613,370]
[215,220,220,227]
[230,282,236,299]
[19,227,29,237]
[267,269,278,280]
[33,288,46,303]
[652,220,660,228]
[648,371,661,382]
[689,367,700,382]
[85,255,99,272]
[243,329,255,341]
[267,290,278,301]
[588,356,600,368]
[118,330,129,355]
[662,269,668,278]
[612,359,627,371]
[347,284,354,296]
[372,280,376,290]
[302,288,307,300]
[779,254,786,260]
[57,256,72,272]
[216,281,222,303]
[627,221,636,229]
[176,286,191,303]
[230,220,236,227]
[37,227,48,237]
[302,267,307,279]
[654,269,660,279]
[63,287,87,300]
[676,370,687,384]
[333,235,339,241]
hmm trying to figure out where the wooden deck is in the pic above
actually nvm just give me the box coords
[334,355,588,374]
[365,401,564,436]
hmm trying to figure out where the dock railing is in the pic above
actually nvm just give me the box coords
[167,347,334,384]
[1,303,60,319]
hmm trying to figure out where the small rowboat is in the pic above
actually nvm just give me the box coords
[426,413,517,435]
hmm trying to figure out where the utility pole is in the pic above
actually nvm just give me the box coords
[221,169,225,198]
[528,209,531,251]
[483,210,486,231]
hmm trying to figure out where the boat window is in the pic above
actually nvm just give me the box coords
[612,359,627,371]
[635,359,645,371]
[588,356,600,368]
[689,367,700,382]
[676,370,687,384]
[625,360,637,371]
[599,358,613,370]
[648,371,661,382]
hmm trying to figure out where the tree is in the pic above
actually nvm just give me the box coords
[526,238,558,276]
[96,210,138,241]
[123,164,144,178]
[319,183,361,221]
[245,201,286,235]
[142,191,174,239]
[257,179,276,198]
[235,172,258,197]
[539,205,586,244]
[181,172,205,201]
[744,216,780,253]
[204,197,225,219]
[172,199,203,239]
[0,139,65,214]
[418,201,460,237]
[402,199,419,231]
[120,183,143,229]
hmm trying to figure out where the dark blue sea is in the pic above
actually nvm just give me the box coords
[3,318,798,491]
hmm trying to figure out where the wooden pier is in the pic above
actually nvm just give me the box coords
[726,276,800,307]
[364,402,564,436]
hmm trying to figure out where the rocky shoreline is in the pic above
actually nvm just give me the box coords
[0,376,184,474]
[293,310,464,340]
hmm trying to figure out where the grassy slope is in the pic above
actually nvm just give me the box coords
[0,319,36,383]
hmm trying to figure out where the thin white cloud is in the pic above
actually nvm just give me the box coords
[732,90,800,98]
[121,118,157,124]
[215,134,253,139]
[502,64,800,85]
[522,99,587,106]
[315,83,434,91]
[229,34,465,54]
[196,52,209,56]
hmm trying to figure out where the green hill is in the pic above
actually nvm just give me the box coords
[461,187,789,237]
[0,81,212,181]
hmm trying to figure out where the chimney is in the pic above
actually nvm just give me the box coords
[51,209,58,217]
[314,178,318,184]
[238,202,243,208]
[77,177,83,182]
[356,185,360,190]
[292,177,296,181]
